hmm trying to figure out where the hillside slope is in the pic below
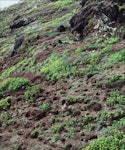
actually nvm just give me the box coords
[0,0,125,149]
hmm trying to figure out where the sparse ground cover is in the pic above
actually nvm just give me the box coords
[0,0,125,149]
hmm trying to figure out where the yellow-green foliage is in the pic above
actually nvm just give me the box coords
[56,0,72,9]
[75,47,85,53]
[24,85,41,103]
[40,53,77,80]
[107,90,125,105]
[104,37,120,45]
[0,77,30,96]
[83,130,125,150]
[39,102,52,111]
[88,53,100,64]
[0,66,16,79]
[107,49,125,64]
[49,0,73,10]
[39,13,72,30]
[0,97,11,110]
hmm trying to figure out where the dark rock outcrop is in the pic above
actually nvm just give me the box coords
[57,25,66,32]
[10,18,29,29]
[10,34,24,57]
[69,0,125,37]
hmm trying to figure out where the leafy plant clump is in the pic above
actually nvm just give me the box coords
[39,102,52,111]
[106,49,125,64]
[52,124,65,133]
[24,85,41,103]
[65,95,84,104]
[0,97,11,110]
[83,130,125,150]
[107,90,125,106]
[54,0,73,10]
[40,53,77,80]
[0,77,30,96]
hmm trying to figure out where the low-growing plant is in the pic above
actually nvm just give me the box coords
[85,101,96,109]
[0,66,16,80]
[107,90,125,106]
[86,43,104,50]
[106,49,125,64]
[60,89,66,94]
[52,134,60,142]
[82,115,94,125]
[65,118,75,127]
[39,102,52,111]
[0,97,11,110]
[54,0,73,10]
[104,37,120,45]
[101,46,112,54]
[24,85,41,103]
[7,119,15,125]
[107,90,125,105]
[0,112,11,120]
[84,124,95,131]
[83,130,125,150]
[65,95,84,104]
[75,47,85,53]
[58,111,70,117]
[52,123,65,133]
[105,118,125,134]
[88,53,100,64]
[40,52,77,80]
[51,117,60,123]
[30,129,39,138]
[102,74,125,88]
[0,78,30,96]
[83,64,99,75]
[98,110,112,122]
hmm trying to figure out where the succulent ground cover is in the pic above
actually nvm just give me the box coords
[0,0,125,149]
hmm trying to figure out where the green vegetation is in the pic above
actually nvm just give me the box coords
[7,119,15,125]
[107,90,125,106]
[65,118,75,127]
[97,74,125,88]
[39,102,52,111]
[30,129,39,138]
[52,134,60,142]
[104,37,120,45]
[0,112,11,120]
[0,66,16,80]
[49,0,73,10]
[101,46,112,54]
[0,97,11,110]
[106,118,125,134]
[0,78,30,96]
[0,0,125,149]
[106,49,125,64]
[24,85,41,103]
[83,130,125,150]
[0,112,16,127]
[75,47,85,53]
[65,95,84,104]
[52,123,65,133]
[40,53,77,80]
[84,124,95,131]
[82,115,94,125]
